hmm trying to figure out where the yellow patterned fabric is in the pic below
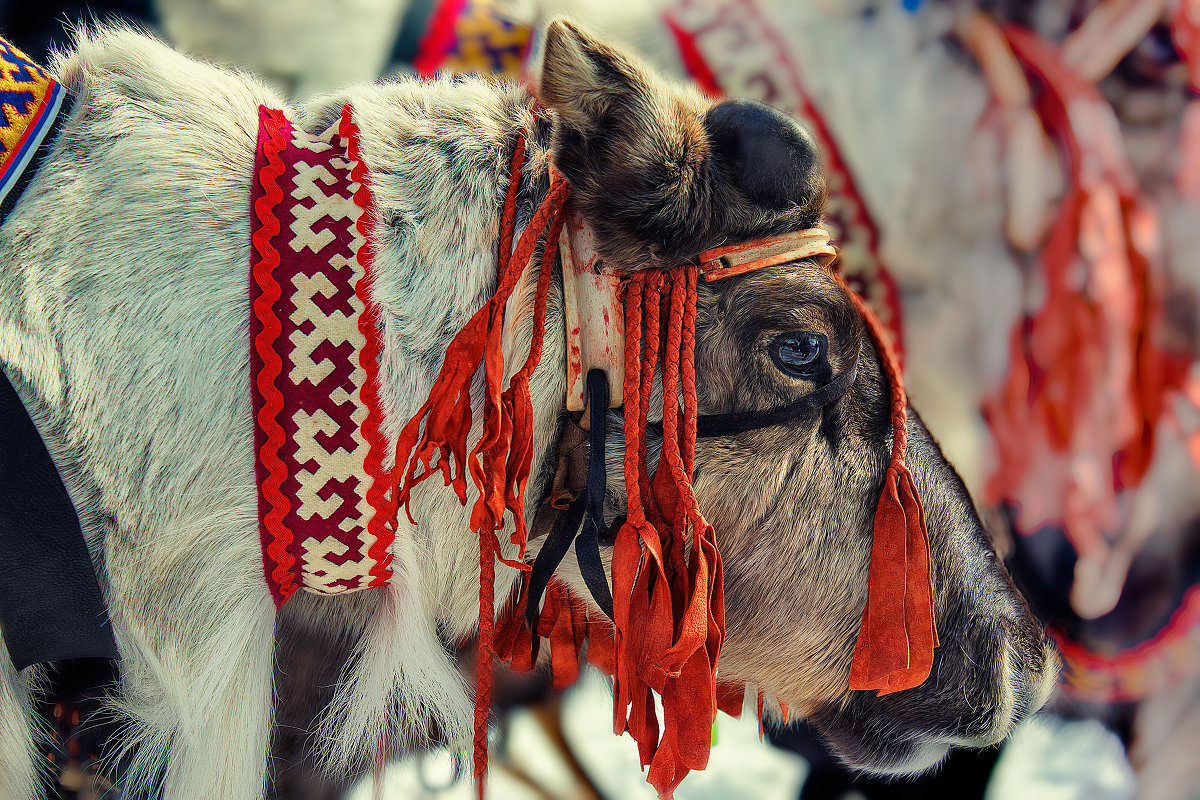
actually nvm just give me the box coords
[0,36,66,208]
[440,0,532,79]
[0,39,54,153]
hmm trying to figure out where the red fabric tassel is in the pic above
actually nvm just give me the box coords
[392,127,573,799]
[835,271,939,696]
[983,27,1190,560]
[495,266,729,799]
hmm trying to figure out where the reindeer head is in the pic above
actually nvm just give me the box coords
[535,19,1056,774]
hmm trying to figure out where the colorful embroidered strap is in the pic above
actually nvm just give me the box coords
[249,105,393,606]
[0,36,68,222]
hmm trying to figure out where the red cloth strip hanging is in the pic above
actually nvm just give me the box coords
[392,125,571,798]
[609,266,725,796]
[983,26,1190,559]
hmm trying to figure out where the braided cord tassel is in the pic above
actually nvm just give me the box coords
[610,267,726,797]
[390,123,573,798]
[835,270,938,695]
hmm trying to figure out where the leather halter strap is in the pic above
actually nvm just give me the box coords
[698,228,837,280]
[652,356,858,439]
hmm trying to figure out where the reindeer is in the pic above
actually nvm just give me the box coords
[0,20,1054,800]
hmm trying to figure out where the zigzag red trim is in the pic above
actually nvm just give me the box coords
[250,106,297,606]
[340,105,395,588]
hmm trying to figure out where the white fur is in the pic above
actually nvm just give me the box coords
[0,649,42,800]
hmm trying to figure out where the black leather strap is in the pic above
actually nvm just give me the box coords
[0,368,118,670]
[649,359,858,439]
[526,370,617,627]
[574,370,614,619]
[525,495,586,630]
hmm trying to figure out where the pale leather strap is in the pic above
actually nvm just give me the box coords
[698,228,837,281]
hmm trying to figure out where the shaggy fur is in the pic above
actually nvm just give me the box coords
[0,20,1053,799]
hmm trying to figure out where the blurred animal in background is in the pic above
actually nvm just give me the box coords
[0,15,1055,800]
[153,0,413,99]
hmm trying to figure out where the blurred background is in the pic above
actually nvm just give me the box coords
[5,0,1199,798]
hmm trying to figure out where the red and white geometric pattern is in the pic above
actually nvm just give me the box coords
[250,104,393,605]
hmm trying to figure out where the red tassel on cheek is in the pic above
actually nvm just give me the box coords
[848,463,937,694]
[834,271,939,696]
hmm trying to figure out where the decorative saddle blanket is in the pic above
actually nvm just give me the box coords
[249,105,394,606]
[0,36,118,670]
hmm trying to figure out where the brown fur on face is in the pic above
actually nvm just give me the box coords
[538,20,826,270]
[536,19,1055,774]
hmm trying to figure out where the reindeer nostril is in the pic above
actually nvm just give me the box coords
[704,98,822,211]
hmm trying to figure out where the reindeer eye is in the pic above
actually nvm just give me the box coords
[771,332,826,378]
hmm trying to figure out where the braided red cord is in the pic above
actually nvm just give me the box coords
[659,269,689,583]
[612,272,646,738]
[469,198,567,799]
[607,268,725,795]
[637,273,663,522]
[474,531,495,798]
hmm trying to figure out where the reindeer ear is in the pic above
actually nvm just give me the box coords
[533,19,721,269]
[536,19,651,132]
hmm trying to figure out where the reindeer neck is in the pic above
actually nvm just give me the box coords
[330,79,565,633]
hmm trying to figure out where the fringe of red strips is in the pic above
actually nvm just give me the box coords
[500,265,732,796]
[391,127,572,796]
[832,271,938,695]
[393,123,933,798]
[611,267,724,795]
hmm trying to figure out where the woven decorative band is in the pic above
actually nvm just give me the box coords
[249,105,393,605]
